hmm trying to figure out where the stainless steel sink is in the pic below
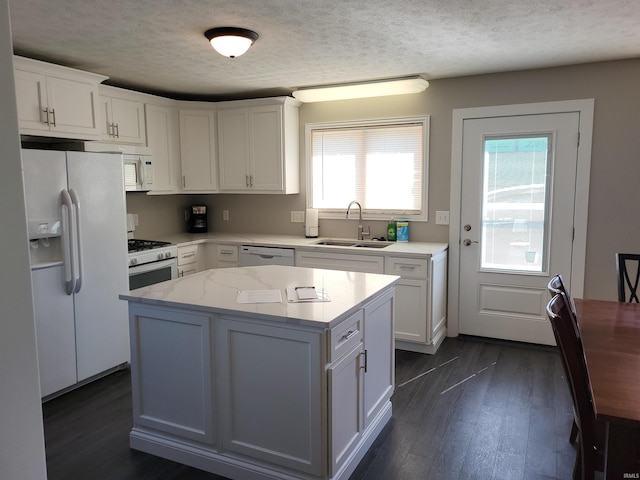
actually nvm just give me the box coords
[353,242,391,248]
[313,239,391,249]
[314,240,359,247]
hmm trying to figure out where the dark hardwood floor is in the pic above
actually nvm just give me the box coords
[43,336,578,480]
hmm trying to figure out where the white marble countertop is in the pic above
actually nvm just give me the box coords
[153,232,448,257]
[120,265,399,328]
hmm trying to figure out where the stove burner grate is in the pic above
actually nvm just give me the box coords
[128,239,171,253]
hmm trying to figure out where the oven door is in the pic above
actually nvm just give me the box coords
[129,257,177,290]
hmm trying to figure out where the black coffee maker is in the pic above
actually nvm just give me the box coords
[188,205,208,233]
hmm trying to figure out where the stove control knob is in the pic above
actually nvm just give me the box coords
[157,253,164,260]
[130,258,137,266]
[165,252,171,259]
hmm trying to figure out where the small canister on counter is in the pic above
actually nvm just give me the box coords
[396,220,409,242]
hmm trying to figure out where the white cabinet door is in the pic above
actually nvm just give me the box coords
[362,289,395,428]
[46,76,99,136]
[216,317,323,476]
[218,108,250,190]
[14,69,49,132]
[328,343,364,477]
[145,103,180,192]
[250,105,284,191]
[129,305,215,445]
[179,109,218,192]
[99,96,146,144]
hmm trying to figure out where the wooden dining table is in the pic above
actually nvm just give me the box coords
[574,298,640,479]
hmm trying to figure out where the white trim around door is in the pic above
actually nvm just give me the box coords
[447,99,594,338]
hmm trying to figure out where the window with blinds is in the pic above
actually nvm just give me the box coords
[307,116,429,219]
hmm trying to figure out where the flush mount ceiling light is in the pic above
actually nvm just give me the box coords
[204,27,259,58]
[291,77,429,103]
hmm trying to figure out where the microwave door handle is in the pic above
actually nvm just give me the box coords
[60,190,76,295]
[69,189,83,293]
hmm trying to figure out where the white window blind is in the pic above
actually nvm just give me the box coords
[308,117,428,217]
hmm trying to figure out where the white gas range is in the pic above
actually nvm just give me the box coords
[127,239,178,290]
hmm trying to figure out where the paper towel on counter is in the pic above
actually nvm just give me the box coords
[305,208,319,238]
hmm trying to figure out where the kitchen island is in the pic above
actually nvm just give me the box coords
[119,265,399,480]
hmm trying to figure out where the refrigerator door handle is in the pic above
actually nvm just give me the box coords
[60,189,76,295]
[69,188,83,294]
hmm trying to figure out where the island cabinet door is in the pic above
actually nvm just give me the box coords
[216,317,324,477]
[328,342,364,477]
[129,305,215,446]
[363,289,396,429]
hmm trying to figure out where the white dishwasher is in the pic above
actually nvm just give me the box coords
[239,245,295,266]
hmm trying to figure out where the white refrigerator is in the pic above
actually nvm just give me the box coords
[22,149,129,397]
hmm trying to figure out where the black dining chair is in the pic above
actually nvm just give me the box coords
[616,253,640,302]
[546,292,604,480]
[547,274,580,444]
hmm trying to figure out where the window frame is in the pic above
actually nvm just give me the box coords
[304,115,430,221]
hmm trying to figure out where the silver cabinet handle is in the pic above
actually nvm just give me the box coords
[249,175,254,187]
[343,329,359,340]
[43,107,50,126]
[50,108,56,127]
[114,123,119,138]
[399,265,417,270]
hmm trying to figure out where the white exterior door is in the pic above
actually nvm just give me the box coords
[458,112,580,344]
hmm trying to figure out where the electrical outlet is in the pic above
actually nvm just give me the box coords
[435,211,450,225]
[290,211,305,223]
[223,210,229,221]
[132,214,139,226]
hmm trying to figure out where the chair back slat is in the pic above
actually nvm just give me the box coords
[616,253,640,303]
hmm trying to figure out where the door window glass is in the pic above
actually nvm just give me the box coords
[481,136,551,272]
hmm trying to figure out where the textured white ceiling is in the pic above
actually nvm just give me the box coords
[8,0,640,100]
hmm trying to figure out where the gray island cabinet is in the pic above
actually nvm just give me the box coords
[119,265,399,480]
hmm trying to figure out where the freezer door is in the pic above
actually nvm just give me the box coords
[66,151,130,381]
[31,266,77,397]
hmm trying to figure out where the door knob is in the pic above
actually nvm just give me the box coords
[463,239,479,246]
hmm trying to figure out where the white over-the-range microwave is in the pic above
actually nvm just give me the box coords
[83,142,154,191]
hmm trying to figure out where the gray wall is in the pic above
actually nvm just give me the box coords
[128,58,640,301]
[0,0,48,477]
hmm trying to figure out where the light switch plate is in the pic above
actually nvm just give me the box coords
[435,211,450,225]
[291,211,305,223]
[223,210,229,221]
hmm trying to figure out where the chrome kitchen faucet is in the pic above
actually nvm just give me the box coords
[346,201,371,241]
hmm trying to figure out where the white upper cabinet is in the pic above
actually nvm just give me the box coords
[98,86,146,145]
[145,102,181,193]
[179,109,218,192]
[217,97,300,194]
[14,56,107,140]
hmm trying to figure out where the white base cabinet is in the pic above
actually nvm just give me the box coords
[126,287,395,480]
[296,248,447,354]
